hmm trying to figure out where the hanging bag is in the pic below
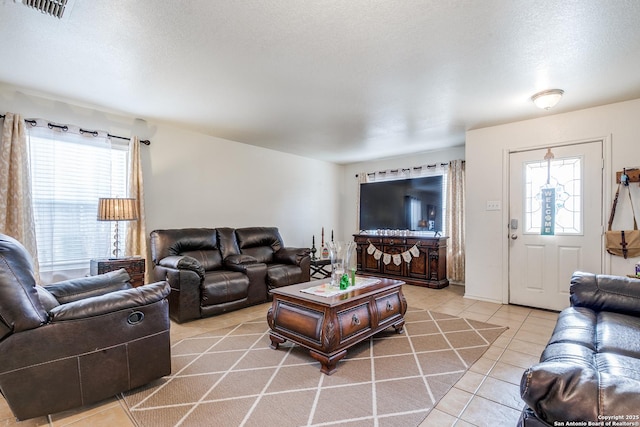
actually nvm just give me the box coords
[605,184,640,258]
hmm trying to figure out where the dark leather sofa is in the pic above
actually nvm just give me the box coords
[519,271,640,426]
[150,227,310,323]
[0,234,171,420]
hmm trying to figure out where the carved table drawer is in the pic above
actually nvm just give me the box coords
[337,302,372,341]
[375,291,403,324]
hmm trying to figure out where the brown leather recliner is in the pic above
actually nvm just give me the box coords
[519,271,640,426]
[150,227,310,323]
[0,234,171,420]
[150,228,269,323]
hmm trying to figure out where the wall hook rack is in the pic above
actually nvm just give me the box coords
[616,168,640,184]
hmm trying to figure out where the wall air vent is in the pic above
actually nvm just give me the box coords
[22,0,73,19]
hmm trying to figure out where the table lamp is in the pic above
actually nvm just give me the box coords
[97,197,138,258]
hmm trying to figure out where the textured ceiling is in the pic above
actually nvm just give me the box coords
[1,0,640,164]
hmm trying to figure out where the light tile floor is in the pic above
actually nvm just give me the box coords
[0,284,557,426]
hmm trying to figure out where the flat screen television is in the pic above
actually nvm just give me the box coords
[359,176,443,232]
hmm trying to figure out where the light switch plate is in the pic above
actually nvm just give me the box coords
[486,200,501,211]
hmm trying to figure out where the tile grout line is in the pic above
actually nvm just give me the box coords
[407,314,437,406]
[370,336,379,427]
[172,329,269,427]
[449,307,538,426]
[306,362,327,426]
[239,333,296,427]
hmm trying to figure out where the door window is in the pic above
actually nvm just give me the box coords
[523,156,582,235]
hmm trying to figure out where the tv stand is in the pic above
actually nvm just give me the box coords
[353,234,449,289]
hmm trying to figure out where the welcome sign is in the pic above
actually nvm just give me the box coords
[541,188,555,235]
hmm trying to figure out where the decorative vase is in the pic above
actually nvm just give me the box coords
[328,241,356,288]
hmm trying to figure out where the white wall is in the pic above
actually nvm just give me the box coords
[145,123,342,248]
[465,98,640,304]
[0,85,341,252]
[340,146,466,242]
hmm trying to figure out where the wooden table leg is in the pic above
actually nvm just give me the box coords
[309,349,347,375]
[269,333,286,350]
[393,319,405,334]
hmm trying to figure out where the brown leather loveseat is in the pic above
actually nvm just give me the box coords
[518,271,640,426]
[150,227,310,323]
[0,233,171,420]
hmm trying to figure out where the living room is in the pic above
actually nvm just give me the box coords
[2,1,640,426]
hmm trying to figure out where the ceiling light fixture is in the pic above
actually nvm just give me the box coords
[531,89,564,110]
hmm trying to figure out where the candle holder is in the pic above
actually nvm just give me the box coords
[311,235,317,260]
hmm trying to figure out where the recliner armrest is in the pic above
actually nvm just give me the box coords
[521,360,640,425]
[44,269,132,304]
[570,271,640,316]
[274,247,310,265]
[48,281,170,321]
[157,255,205,279]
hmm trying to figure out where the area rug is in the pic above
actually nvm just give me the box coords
[122,308,507,427]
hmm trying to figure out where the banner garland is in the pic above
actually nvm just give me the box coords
[367,242,421,266]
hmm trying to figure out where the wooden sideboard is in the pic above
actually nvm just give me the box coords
[353,234,449,289]
[90,257,145,288]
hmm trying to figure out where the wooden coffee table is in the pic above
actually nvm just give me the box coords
[267,277,407,375]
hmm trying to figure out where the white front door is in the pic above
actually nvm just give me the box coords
[508,141,603,311]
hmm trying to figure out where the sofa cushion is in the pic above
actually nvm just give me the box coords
[201,271,250,305]
[182,249,222,271]
[241,246,275,264]
[597,311,640,358]
[544,307,596,351]
[596,352,640,381]
[542,307,640,363]
[235,227,283,263]
[151,228,222,271]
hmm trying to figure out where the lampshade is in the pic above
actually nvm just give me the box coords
[97,198,138,222]
[531,89,564,110]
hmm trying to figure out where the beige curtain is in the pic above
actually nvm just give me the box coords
[355,172,368,231]
[125,136,148,280]
[446,159,465,283]
[0,113,39,279]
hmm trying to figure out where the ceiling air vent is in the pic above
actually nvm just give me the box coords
[22,0,72,19]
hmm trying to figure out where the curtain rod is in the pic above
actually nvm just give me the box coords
[0,114,151,146]
[355,161,464,178]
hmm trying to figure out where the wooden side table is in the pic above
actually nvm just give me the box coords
[90,258,145,287]
[310,257,332,279]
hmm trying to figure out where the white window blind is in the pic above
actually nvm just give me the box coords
[27,125,129,278]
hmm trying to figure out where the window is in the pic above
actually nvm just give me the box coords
[523,156,582,235]
[28,126,129,279]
